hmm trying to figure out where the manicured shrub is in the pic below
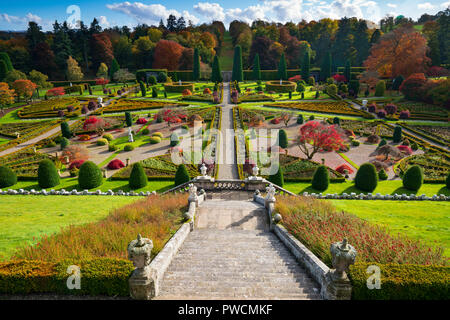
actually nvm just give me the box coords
[333,117,340,125]
[78,161,103,189]
[157,72,167,83]
[102,134,114,141]
[309,115,315,121]
[402,165,423,191]
[368,104,376,113]
[297,83,306,93]
[335,164,354,175]
[378,139,387,148]
[141,128,150,135]
[129,162,148,190]
[96,138,108,146]
[124,144,134,152]
[136,118,148,125]
[45,140,57,148]
[149,136,161,144]
[60,137,70,150]
[69,160,85,170]
[385,104,397,115]
[311,165,329,191]
[148,76,157,85]
[397,145,413,155]
[108,144,118,152]
[61,122,71,139]
[268,167,284,187]
[278,130,288,149]
[152,132,163,138]
[351,139,360,146]
[326,84,337,96]
[393,126,402,143]
[174,164,190,187]
[38,160,60,189]
[107,159,125,170]
[377,109,387,118]
[354,163,378,192]
[297,115,304,124]
[378,168,388,180]
[0,166,17,188]
[152,87,158,98]
[399,110,410,119]
[411,142,419,151]
[374,80,386,96]
[125,112,132,127]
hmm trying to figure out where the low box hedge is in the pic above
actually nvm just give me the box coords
[0,258,134,296]
[265,81,297,93]
[164,82,195,93]
[349,262,450,300]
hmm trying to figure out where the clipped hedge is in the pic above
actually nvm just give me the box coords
[355,163,378,192]
[311,165,329,191]
[349,262,450,300]
[265,81,297,93]
[149,136,161,144]
[402,165,423,191]
[129,162,148,190]
[164,82,195,93]
[0,259,134,296]
[38,160,60,189]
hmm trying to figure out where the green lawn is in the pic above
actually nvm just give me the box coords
[0,195,144,260]
[239,82,330,100]
[219,32,234,71]
[331,200,450,257]
[142,82,217,100]
[0,138,10,145]
[284,180,450,196]
[8,178,175,193]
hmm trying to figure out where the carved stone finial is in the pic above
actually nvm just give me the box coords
[200,163,207,176]
[330,238,357,280]
[252,165,259,177]
[265,184,276,202]
[188,183,198,202]
[127,234,155,300]
[127,234,153,270]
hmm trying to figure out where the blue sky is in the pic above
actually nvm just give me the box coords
[0,0,449,31]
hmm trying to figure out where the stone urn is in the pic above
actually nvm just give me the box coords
[127,234,155,300]
[330,238,357,280]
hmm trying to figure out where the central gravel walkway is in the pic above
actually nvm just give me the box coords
[217,83,240,180]
[156,199,321,300]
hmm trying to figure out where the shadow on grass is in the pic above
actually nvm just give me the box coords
[437,187,450,196]
[391,187,419,195]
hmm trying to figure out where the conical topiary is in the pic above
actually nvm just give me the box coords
[0,166,17,188]
[129,162,148,190]
[78,161,103,189]
[402,165,423,191]
[61,122,71,139]
[175,164,190,187]
[378,168,388,180]
[354,163,378,192]
[393,126,402,143]
[38,159,60,189]
[311,165,329,191]
[278,129,288,149]
[446,172,450,189]
[268,167,284,187]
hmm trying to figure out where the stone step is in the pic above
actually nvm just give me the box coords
[157,228,321,300]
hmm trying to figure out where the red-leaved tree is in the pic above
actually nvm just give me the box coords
[297,121,345,160]
[152,40,184,70]
[46,87,65,97]
[96,78,109,89]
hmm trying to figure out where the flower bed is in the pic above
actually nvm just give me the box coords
[239,93,275,103]
[396,152,450,181]
[101,99,188,113]
[17,98,82,119]
[164,82,195,93]
[265,81,297,93]
[337,119,394,137]
[265,101,370,117]
[0,146,51,178]
[399,124,450,147]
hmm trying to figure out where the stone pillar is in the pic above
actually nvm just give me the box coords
[264,184,276,209]
[188,183,199,205]
[127,234,156,300]
[323,238,357,300]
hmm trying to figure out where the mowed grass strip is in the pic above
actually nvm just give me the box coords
[0,196,144,261]
[331,200,450,258]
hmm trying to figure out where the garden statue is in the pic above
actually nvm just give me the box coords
[128,127,134,143]
[127,234,155,300]
[179,80,182,86]
[280,79,282,85]
[330,238,357,280]
[188,183,198,203]
[200,163,207,176]
[252,165,259,177]
[265,184,276,203]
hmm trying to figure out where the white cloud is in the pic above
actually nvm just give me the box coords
[107,2,199,25]
[98,16,110,28]
[441,1,450,8]
[0,12,42,25]
[193,2,225,21]
[417,2,435,10]
[387,3,397,8]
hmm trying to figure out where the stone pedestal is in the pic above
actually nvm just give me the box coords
[323,270,353,300]
[129,268,156,300]
[245,177,266,192]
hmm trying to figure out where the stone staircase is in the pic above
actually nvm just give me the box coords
[156,199,321,300]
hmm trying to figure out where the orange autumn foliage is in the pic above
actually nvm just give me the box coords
[364,27,430,78]
[152,40,184,70]
[11,80,37,100]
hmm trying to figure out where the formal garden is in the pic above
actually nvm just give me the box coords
[0,9,449,301]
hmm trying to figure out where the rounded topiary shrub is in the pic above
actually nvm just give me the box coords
[141,128,150,135]
[124,144,135,152]
[297,115,304,124]
[402,165,423,191]
[97,138,108,146]
[109,144,118,152]
[38,159,60,189]
[60,137,70,150]
[0,166,17,188]
[351,140,360,146]
[129,162,148,190]
[354,163,378,192]
[378,168,388,180]
[268,167,284,188]
[149,136,161,144]
[78,161,103,190]
[152,132,163,138]
[175,164,191,187]
[311,165,329,191]
[103,134,114,141]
